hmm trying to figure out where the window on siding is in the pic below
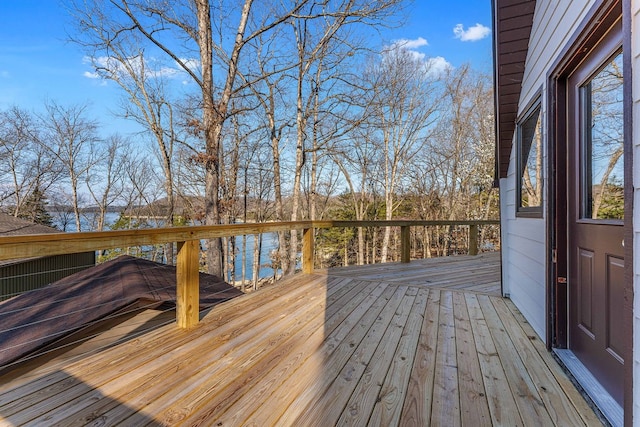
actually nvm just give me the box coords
[516,100,543,217]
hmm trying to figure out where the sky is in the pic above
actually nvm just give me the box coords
[0,0,494,134]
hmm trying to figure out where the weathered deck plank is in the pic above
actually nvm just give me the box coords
[0,254,602,426]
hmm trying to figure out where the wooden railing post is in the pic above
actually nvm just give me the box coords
[469,224,479,256]
[302,227,314,273]
[400,225,410,263]
[177,240,199,328]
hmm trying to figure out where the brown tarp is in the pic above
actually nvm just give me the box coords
[0,255,243,368]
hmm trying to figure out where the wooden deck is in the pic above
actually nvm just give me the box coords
[317,252,502,296]
[0,253,603,426]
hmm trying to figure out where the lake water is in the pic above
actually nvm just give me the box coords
[50,211,121,232]
[50,211,280,281]
[226,233,281,281]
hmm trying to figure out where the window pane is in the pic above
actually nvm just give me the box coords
[582,52,624,220]
[520,106,542,208]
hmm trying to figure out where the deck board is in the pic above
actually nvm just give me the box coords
[318,252,501,295]
[0,253,603,426]
[431,290,461,426]
[452,292,492,426]
[465,293,525,426]
[399,288,440,426]
[366,287,429,427]
[477,294,554,427]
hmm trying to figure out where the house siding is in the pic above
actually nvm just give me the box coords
[0,253,96,301]
[632,0,640,421]
[501,143,546,339]
[500,0,597,342]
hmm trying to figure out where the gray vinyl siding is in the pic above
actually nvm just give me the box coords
[0,253,95,300]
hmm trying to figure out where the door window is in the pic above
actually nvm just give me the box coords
[580,51,624,220]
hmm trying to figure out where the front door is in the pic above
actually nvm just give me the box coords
[567,29,624,404]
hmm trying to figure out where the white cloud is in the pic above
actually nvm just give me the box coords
[82,55,199,81]
[383,37,452,77]
[407,50,426,62]
[425,56,453,76]
[384,37,429,62]
[83,71,100,79]
[453,23,491,42]
[178,58,200,73]
[391,37,428,50]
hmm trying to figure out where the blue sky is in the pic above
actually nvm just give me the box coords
[0,1,493,132]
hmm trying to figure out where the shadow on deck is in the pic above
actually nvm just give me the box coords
[0,252,602,426]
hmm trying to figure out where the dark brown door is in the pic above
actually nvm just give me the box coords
[567,35,624,404]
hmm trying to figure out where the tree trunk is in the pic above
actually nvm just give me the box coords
[288,47,306,275]
[269,119,290,276]
[196,0,252,276]
[71,174,82,232]
[164,171,174,264]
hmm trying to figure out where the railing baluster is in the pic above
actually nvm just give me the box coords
[177,240,199,328]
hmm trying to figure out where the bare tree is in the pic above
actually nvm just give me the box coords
[246,150,276,290]
[286,0,406,272]
[331,129,381,264]
[359,46,439,262]
[409,66,497,255]
[70,0,315,275]
[85,134,127,231]
[425,66,493,218]
[72,17,188,258]
[68,0,411,273]
[0,107,60,216]
[243,26,296,275]
[38,101,99,232]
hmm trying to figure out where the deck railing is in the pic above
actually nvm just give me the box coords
[0,219,499,329]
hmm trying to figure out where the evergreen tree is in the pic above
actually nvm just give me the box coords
[18,187,54,227]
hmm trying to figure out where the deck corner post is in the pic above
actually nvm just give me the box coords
[177,240,199,328]
[469,224,479,256]
[401,225,411,263]
[302,227,314,274]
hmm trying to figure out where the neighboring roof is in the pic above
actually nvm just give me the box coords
[0,212,63,267]
[0,255,243,368]
[492,0,536,180]
[0,212,59,236]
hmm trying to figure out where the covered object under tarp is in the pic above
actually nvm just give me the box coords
[0,255,243,368]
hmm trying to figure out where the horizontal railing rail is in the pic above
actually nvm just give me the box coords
[0,219,499,329]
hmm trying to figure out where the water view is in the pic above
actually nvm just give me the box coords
[50,211,280,282]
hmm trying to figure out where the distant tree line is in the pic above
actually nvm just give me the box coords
[0,0,498,281]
